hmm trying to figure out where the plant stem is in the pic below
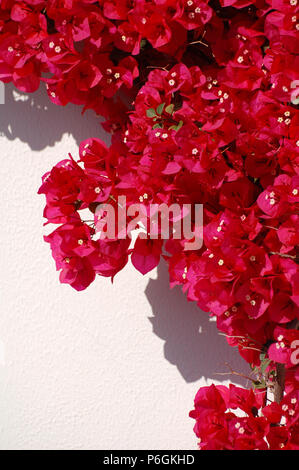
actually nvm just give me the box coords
[273,363,285,403]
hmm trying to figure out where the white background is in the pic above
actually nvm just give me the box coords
[0,83,248,450]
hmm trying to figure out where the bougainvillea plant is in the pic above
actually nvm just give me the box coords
[1,0,298,450]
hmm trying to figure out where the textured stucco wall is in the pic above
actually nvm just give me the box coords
[0,83,248,450]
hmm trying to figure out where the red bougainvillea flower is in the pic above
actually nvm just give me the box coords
[1,0,297,450]
[190,384,299,450]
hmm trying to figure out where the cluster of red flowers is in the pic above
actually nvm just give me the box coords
[1,0,298,449]
[189,384,299,449]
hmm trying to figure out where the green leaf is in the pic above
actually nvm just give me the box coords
[254,381,267,389]
[152,123,162,129]
[156,103,165,115]
[253,380,266,389]
[140,39,147,49]
[259,352,266,362]
[165,104,174,115]
[175,120,183,131]
[169,121,184,132]
[260,359,271,375]
[146,108,157,118]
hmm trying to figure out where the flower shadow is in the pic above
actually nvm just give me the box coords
[145,260,249,385]
[0,83,104,151]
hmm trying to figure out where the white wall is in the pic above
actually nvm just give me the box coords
[0,83,248,450]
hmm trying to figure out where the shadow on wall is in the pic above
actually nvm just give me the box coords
[0,83,106,151]
[146,260,249,386]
